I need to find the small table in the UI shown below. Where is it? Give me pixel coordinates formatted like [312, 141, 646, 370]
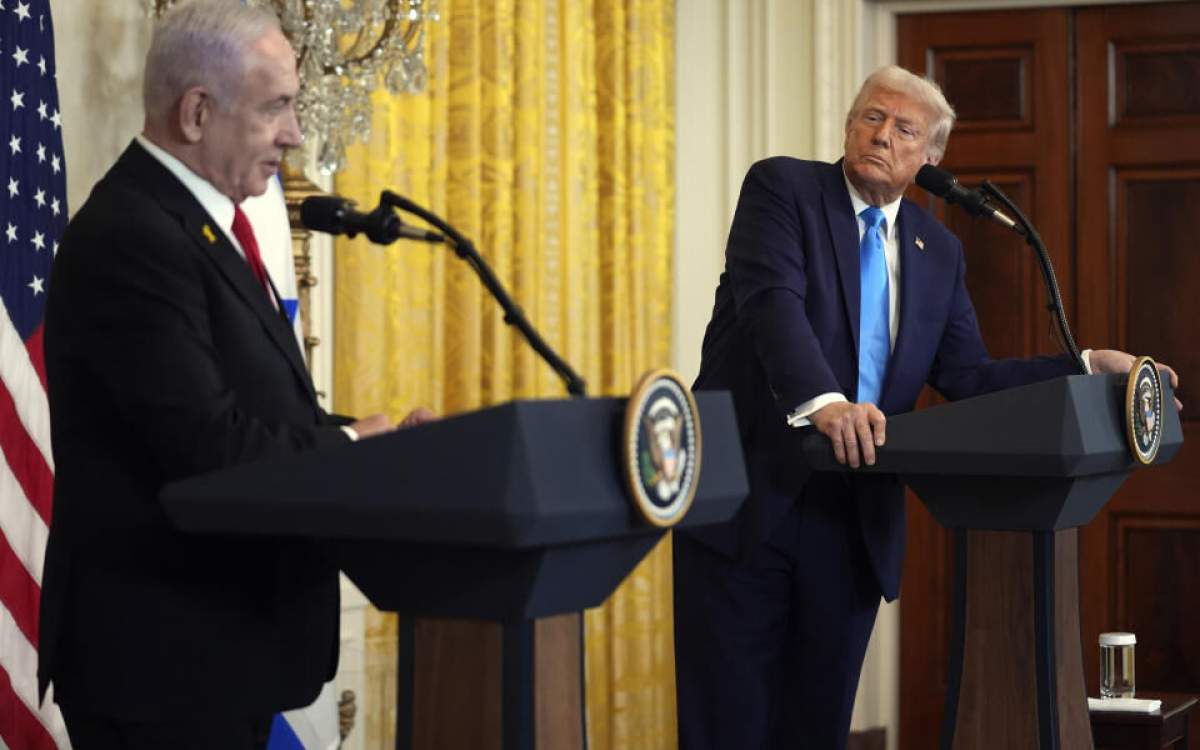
[1090, 693, 1198, 749]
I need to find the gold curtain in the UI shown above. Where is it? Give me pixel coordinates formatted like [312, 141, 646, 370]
[332, 1, 676, 747]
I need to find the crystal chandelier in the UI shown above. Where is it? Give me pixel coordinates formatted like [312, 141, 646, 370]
[148, 0, 439, 174]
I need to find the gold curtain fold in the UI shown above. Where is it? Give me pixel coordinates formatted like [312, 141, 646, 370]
[332, 1, 675, 747]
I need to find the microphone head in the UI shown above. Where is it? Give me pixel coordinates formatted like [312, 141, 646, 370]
[299, 195, 352, 234]
[915, 164, 957, 198]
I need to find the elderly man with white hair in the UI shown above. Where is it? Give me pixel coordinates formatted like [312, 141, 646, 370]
[37, 2, 415, 747]
[674, 65, 1177, 749]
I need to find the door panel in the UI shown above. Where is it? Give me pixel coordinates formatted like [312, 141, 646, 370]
[1077, 7, 1200, 743]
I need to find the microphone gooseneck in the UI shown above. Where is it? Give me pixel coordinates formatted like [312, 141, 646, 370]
[916, 165, 1085, 374]
[380, 191, 589, 398]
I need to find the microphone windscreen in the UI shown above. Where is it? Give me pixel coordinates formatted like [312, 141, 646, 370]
[299, 196, 349, 233]
[915, 165, 956, 197]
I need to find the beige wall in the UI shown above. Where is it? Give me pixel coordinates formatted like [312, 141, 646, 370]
[50, 0, 149, 214]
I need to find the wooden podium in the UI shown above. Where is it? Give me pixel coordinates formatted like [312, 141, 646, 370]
[162, 393, 749, 750]
[804, 374, 1182, 750]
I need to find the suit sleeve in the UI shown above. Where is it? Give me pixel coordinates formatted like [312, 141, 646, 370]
[726, 160, 844, 416]
[927, 242, 1080, 400]
[58, 214, 351, 484]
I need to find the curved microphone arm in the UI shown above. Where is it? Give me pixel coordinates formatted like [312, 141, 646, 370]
[978, 181, 1087, 374]
[381, 191, 589, 398]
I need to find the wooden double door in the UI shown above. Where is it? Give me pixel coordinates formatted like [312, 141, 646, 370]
[897, 3, 1200, 747]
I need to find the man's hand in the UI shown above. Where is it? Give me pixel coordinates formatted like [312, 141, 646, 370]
[349, 413, 395, 439]
[1089, 349, 1182, 411]
[810, 402, 886, 468]
[399, 407, 437, 428]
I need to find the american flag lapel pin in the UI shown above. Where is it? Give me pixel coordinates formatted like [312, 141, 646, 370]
[202, 224, 217, 244]
[915, 236, 925, 251]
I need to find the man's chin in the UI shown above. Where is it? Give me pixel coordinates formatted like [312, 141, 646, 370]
[848, 159, 889, 183]
[243, 177, 272, 200]
[846, 164, 887, 193]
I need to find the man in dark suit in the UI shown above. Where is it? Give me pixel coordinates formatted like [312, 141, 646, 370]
[673, 65, 1179, 749]
[37, 2, 411, 747]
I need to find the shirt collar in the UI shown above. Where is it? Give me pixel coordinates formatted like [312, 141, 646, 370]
[136, 133, 236, 238]
[842, 169, 901, 241]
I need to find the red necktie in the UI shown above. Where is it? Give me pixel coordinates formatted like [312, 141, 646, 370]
[231, 205, 273, 300]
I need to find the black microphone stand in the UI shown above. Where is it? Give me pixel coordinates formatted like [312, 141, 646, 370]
[380, 191, 589, 398]
[977, 181, 1087, 374]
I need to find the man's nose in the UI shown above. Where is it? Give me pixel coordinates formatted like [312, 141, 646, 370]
[278, 107, 303, 149]
[871, 119, 893, 147]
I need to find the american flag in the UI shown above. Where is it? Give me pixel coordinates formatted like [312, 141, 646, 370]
[0, 0, 70, 747]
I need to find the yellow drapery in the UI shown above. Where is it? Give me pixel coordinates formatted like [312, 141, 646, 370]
[332, 1, 676, 747]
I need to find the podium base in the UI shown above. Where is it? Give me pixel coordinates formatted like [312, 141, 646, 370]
[396, 614, 585, 750]
[943, 529, 1092, 750]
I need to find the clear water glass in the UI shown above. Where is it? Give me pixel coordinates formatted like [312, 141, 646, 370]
[1099, 632, 1136, 699]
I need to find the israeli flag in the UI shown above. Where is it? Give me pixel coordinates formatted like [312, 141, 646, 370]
[240, 176, 339, 750]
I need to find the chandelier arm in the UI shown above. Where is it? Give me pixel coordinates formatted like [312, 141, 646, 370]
[325, 12, 419, 71]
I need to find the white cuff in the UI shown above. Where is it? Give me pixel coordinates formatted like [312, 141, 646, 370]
[340, 425, 359, 442]
[1081, 349, 1093, 375]
[787, 392, 848, 427]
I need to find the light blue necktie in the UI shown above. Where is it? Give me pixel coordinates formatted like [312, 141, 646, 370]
[857, 206, 890, 405]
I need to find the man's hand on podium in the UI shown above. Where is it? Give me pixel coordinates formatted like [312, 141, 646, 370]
[346, 408, 437, 441]
[1089, 349, 1182, 412]
[349, 414, 396, 438]
[810, 401, 887, 469]
[399, 407, 438, 428]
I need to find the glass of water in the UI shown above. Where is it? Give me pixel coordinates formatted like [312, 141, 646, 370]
[1099, 632, 1136, 698]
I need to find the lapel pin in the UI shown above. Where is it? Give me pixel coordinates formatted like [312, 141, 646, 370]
[202, 224, 217, 245]
[915, 236, 925, 251]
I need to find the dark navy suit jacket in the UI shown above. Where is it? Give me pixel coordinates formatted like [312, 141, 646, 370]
[689, 157, 1077, 600]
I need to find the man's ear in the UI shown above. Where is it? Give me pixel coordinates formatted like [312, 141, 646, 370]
[926, 152, 942, 168]
[178, 87, 209, 144]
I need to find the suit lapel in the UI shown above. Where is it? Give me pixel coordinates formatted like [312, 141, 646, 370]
[182, 210, 315, 398]
[821, 162, 862, 354]
[115, 142, 316, 400]
[880, 199, 923, 410]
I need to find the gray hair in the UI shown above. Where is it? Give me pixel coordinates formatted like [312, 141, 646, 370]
[846, 65, 957, 161]
[142, 0, 281, 121]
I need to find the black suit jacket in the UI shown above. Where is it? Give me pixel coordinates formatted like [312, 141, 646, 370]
[688, 158, 1077, 599]
[38, 141, 352, 719]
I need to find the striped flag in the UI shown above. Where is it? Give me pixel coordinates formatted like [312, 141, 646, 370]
[0, 0, 71, 748]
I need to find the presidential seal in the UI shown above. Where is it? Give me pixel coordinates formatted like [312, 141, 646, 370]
[623, 369, 702, 527]
[1125, 356, 1164, 465]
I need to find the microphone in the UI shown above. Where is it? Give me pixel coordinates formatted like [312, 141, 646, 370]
[915, 165, 1023, 235]
[299, 195, 443, 244]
